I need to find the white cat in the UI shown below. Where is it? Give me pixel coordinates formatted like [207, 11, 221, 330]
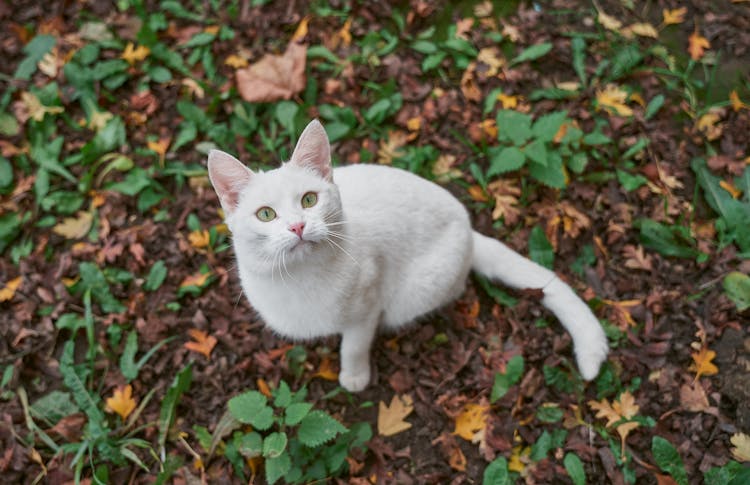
[207, 120, 608, 392]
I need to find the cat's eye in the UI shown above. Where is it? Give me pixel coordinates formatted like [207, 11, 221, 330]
[301, 191, 318, 208]
[256, 206, 276, 222]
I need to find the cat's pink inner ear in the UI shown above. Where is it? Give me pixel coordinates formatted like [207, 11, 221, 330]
[290, 120, 332, 182]
[207, 150, 252, 214]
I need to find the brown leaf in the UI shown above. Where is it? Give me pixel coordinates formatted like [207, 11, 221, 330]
[48, 413, 86, 441]
[52, 211, 93, 239]
[236, 42, 307, 103]
[460, 62, 481, 102]
[679, 381, 709, 412]
[622, 245, 653, 271]
[378, 394, 414, 436]
[184, 329, 217, 359]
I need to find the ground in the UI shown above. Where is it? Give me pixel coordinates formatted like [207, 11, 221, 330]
[0, 0, 749, 484]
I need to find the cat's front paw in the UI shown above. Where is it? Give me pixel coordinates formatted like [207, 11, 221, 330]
[339, 369, 370, 392]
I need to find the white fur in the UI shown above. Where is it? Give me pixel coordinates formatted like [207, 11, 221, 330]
[207, 120, 609, 391]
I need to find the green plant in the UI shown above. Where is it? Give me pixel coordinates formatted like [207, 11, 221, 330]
[223, 381, 371, 484]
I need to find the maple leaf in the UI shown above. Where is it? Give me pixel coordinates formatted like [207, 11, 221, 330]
[121, 42, 150, 65]
[730, 433, 750, 462]
[53, 211, 94, 240]
[184, 329, 217, 359]
[453, 402, 489, 441]
[0, 276, 22, 302]
[378, 394, 414, 436]
[188, 229, 210, 249]
[236, 41, 307, 103]
[688, 30, 710, 61]
[662, 7, 687, 25]
[596, 84, 633, 117]
[730, 90, 749, 111]
[106, 384, 137, 420]
[689, 346, 718, 380]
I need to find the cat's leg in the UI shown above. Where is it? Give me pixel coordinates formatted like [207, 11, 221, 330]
[338, 318, 378, 392]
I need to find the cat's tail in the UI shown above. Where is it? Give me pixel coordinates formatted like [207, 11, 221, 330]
[471, 231, 609, 380]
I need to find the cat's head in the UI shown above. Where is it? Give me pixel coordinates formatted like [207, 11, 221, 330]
[207, 120, 343, 272]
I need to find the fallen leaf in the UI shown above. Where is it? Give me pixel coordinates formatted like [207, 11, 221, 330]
[460, 62, 481, 102]
[53, 211, 94, 239]
[730, 433, 750, 462]
[236, 41, 307, 103]
[487, 179, 521, 225]
[622, 245, 653, 271]
[18, 91, 64, 123]
[179, 272, 211, 289]
[730, 90, 748, 111]
[719, 180, 742, 199]
[182, 78, 205, 99]
[432, 154, 461, 182]
[477, 47, 505, 76]
[291, 16, 310, 42]
[597, 10, 622, 31]
[622, 22, 658, 39]
[377, 131, 409, 165]
[688, 30, 710, 61]
[689, 346, 718, 380]
[188, 229, 210, 249]
[696, 111, 723, 141]
[497, 92, 519, 109]
[508, 445, 530, 473]
[48, 413, 86, 441]
[106, 385, 137, 420]
[121, 42, 150, 65]
[453, 402, 489, 441]
[662, 8, 687, 25]
[256, 378, 272, 397]
[0, 276, 22, 302]
[596, 84, 633, 117]
[147, 137, 171, 165]
[336, 18, 352, 48]
[184, 329, 217, 359]
[432, 432, 467, 472]
[602, 299, 641, 329]
[88, 110, 113, 132]
[38, 48, 59, 77]
[378, 394, 414, 436]
[313, 356, 339, 381]
[679, 381, 709, 412]
[224, 54, 248, 68]
[589, 391, 640, 457]
[468, 185, 488, 203]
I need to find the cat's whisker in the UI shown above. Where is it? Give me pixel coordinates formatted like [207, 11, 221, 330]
[325, 236, 360, 266]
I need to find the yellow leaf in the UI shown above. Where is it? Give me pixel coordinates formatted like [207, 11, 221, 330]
[622, 22, 658, 39]
[204, 25, 220, 35]
[121, 42, 150, 65]
[597, 10, 622, 31]
[406, 116, 421, 131]
[508, 445, 530, 473]
[720, 180, 742, 199]
[467, 185, 488, 203]
[596, 84, 633, 117]
[225, 54, 248, 68]
[291, 15, 310, 42]
[477, 47, 505, 77]
[53, 211, 93, 240]
[106, 385, 137, 420]
[88, 110, 113, 132]
[377, 131, 409, 165]
[147, 137, 171, 165]
[378, 394, 414, 436]
[0, 276, 22, 302]
[689, 346, 719, 380]
[497, 93, 518, 109]
[601, 298, 641, 328]
[696, 111, 723, 141]
[730, 433, 750, 462]
[337, 18, 353, 47]
[688, 30, 710, 61]
[453, 402, 489, 441]
[313, 356, 339, 381]
[662, 7, 687, 25]
[184, 329, 217, 359]
[180, 272, 211, 289]
[730, 90, 748, 111]
[188, 229, 211, 249]
[432, 154, 461, 183]
[20, 91, 64, 122]
[589, 391, 640, 458]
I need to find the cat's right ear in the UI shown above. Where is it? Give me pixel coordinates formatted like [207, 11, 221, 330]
[207, 150, 253, 215]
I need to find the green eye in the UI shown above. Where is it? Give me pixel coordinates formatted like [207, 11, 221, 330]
[301, 192, 318, 208]
[256, 206, 276, 222]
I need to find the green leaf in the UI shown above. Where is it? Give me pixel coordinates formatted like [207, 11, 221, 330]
[491, 355, 524, 403]
[536, 404, 563, 423]
[30, 391, 79, 425]
[237, 431, 263, 458]
[571, 37, 587, 85]
[144, 260, 168, 291]
[158, 363, 193, 460]
[496, 110, 532, 144]
[488, 146, 526, 177]
[273, 380, 293, 408]
[474, 274, 518, 307]
[582, 132, 612, 146]
[622, 138, 649, 160]
[59, 341, 103, 425]
[364, 98, 392, 124]
[182, 31, 216, 48]
[532, 111, 568, 142]
[636, 219, 700, 259]
[523, 139, 548, 166]
[564, 453, 587, 485]
[652, 436, 689, 485]
[262, 431, 288, 458]
[228, 391, 274, 430]
[723, 272, 750, 311]
[120, 331, 139, 382]
[610, 44, 643, 79]
[78, 262, 126, 314]
[297, 410, 347, 447]
[530, 430, 552, 461]
[14, 35, 56, 80]
[529, 224, 554, 268]
[265, 451, 291, 485]
[275, 101, 299, 134]
[422, 52, 446, 71]
[529, 154, 566, 188]
[544, 365, 574, 393]
[284, 402, 313, 426]
[0, 113, 19, 137]
[411, 40, 438, 54]
[510, 42, 552, 66]
[55, 313, 86, 333]
[483, 456, 512, 485]
[616, 169, 648, 192]
[645, 94, 665, 120]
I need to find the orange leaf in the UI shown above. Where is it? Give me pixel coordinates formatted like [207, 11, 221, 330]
[291, 15, 310, 42]
[689, 346, 718, 380]
[188, 229, 211, 249]
[468, 185, 488, 203]
[179, 272, 211, 289]
[688, 30, 710, 61]
[224, 54, 248, 68]
[147, 137, 171, 165]
[313, 356, 339, 381]
[184, 329, 217, 358]
[453, 402, 489, 441]
[0, 276, 22, 302]
[106, 385, 137, 420]
[256, 378, 272, 397]
[719, 180, 742, 199]
[730, 90, 749, 111]
[378, 394, 414, 436]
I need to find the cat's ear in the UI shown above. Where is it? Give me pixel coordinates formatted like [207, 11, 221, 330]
[289, 119, 332, 182]
[207, 150, 253, 215]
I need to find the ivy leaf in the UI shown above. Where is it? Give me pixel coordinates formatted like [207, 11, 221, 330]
[297, 410, 347, 447]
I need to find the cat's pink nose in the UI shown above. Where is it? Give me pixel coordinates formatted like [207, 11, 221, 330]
[288, 222, 305, 238]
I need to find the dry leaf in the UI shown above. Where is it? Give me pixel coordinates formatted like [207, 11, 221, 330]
[378, 394, 414, 436]
[596, 84, 633, 117]
[188, 229, 210, 249]
[720, 180, 742, 199]
[88, 110, 113, 132]
[406, 116, 421, 131]
[622, 245, 653, 271]
[602, 299, 641, 329]
[487, 179, 521, 225]
[236, 41, 307, 103]
[106, 385, 137, 420]
[460, 62, 482, 102]
[729, 90, 748, 111]
[468, 185, 488, 203]
[224, 54, 248, 68]
[121, 42, 150, 65]
[313, 356, 339, 381]
[589, 391, 640, 457]
[696, 111, 723, 141]
[597, 10, 622, 31]
[689, 346, 718, 380]
[377, 131, 409, 165]
[0, 276, 22, 302]
[453, 402, 489, 441]
[53, 211, 93, 239]
[497, 92, 519, 109]
[256, 378, 272, 397]
[477, 47, 504, 77]
[508, 445, 530, 473]
[662, 8, 687, 25]
[19, 91, 64, 122]
[184, 329, 217, 359]
[291, 16, 310, 42]
[688, 30, 710, 61]
[679, 381, 709, 412]
[180, 272, 211, 289]
[622, 22, 658, 39]
[730, 433, 750, 462]
[147, 137, 171, 165]
[432, 154, 461, 183]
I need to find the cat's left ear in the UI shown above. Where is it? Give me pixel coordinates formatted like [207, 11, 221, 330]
[207, 150, 253, 215]
[289, 120, 332, 182]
